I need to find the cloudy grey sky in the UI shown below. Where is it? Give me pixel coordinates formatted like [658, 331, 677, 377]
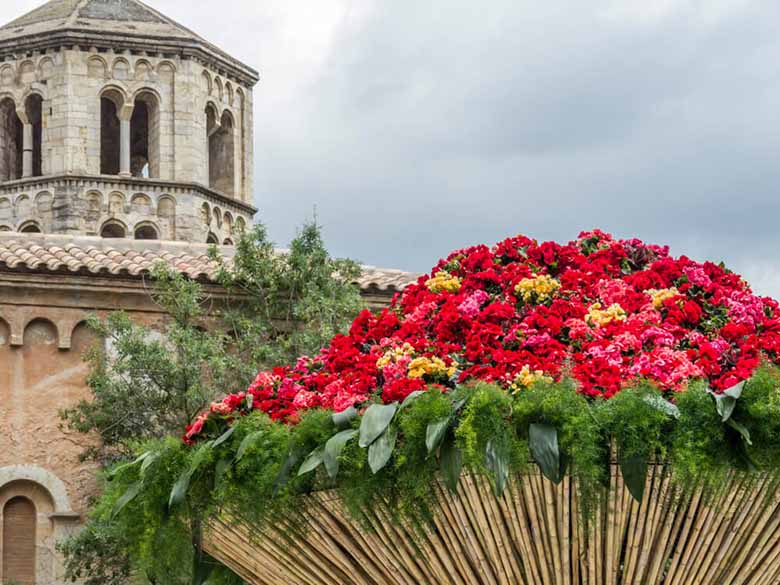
[4, 0, 780, 295]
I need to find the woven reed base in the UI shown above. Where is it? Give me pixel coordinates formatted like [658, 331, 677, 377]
[205, 464, 780, 584]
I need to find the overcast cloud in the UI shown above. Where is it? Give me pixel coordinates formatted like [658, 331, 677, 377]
[4, 0, 780, 295]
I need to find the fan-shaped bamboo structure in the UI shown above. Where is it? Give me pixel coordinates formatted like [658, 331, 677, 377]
[205, 464, 780, 585]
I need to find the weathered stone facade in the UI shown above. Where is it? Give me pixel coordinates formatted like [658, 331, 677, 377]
[0, 2, 413, 583]
[0, 0, 257, 244]
[0, 1, 265, 582]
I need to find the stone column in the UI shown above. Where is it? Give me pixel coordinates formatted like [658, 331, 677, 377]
[22, 123, 33, 178]
[118, 104, 135, 177]
[16, 108, 33, 178]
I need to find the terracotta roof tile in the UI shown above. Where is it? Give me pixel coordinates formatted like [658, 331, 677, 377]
[0, 233, 419, 293]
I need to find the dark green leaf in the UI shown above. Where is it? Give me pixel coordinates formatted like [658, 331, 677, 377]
[359, 403, 398, 448]
[440, 434, 463, 493]
[529, 423, 561, 484]
[485, 439, 510, 496]
[643, 394, 680, 419]
[324, 429, 358, 478]
[139, 451, 159, 478]
[109, 451, 151, 479]
[111, 480, 143, 519]
[709, 381, 745, 422]
[453, 398, 468, 413]
[727, 418, 753, 446]
[332, 406, 358, 429]
[368, 427, 398, 474]
[213, 426, 236, 448]
[426, 417, 451, 454]
[273, 448, 302, 495]
[399, 390, 425, 410]
[168, 470, 193, 509]
[235, 431, 263, 462]
[297, 446, 325, 476]
[621, 454, 647, 503]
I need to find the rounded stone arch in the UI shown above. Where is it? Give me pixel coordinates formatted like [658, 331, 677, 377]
[157, 60, 177, 75]
[18, 60, 36, 85]
[21, 92, 42, 178]
[201, 70, 212, 95]
[108, 191, 125, 214]
[220, 107, 236, 129]
[206, 232, 219, 244]
[131, 88, 162, 178]
[0, 197, 11, 222]
[99, 84, 129, 107]
[86, 189, 103, 213]
[23, 317, 58, 347]
[18, 220, 42, 233]
[157, 194, 176, 218]
[0, 96, 22, 181]
[100, 86, 129, 175]
[225, 81, 234, 106]
[223, 211, 234, 235]
[133, 59, 153, 81]
[111, 57, 131, 81]
[14, 194, 31, 217]
[0, 64, 15, 86]
[205, 100, 220, 124]
[0, 465, 71, 514]
[100, 219, 127, 239]
[235, 216, 247, 234]
[130, 192, 152, 214]
[70, 320, 101, 354]
[38, 56, 55, 80]
[34, 191, 53, 224]
[214, 77, 224, 102]
[223, 238, 234, 246]
[213, 206, 223, 228]
[87, 55, 108, 79]
[0, 469, 70, 585]
[134, 221, 160, 241]
[0, 225, 11, 232]
[199, 201, 211, 224]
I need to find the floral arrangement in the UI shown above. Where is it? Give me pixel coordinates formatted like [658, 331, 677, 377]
[185, 230, 780, 445]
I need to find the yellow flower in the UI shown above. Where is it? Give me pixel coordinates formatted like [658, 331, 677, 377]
[586, 302, 627, 327]
[510, 365, 553, 393]
[376, 342, 415, 369]
[645, 287, 679, 309]
[426, 271, 462, 293]
[514, 274, 560, 303]
[408, 356, 455, 379]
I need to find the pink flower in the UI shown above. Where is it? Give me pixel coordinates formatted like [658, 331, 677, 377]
[458, 290, 489, 318]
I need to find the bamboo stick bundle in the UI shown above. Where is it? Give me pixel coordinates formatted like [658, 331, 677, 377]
[205, 465, 780, 585]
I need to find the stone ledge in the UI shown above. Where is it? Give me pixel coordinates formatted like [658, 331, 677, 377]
[0, 173, 258, 215]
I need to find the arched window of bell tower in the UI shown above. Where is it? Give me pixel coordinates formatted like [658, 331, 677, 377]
[0, 98, 22, 182]
[24, 94, 43, 177]
[206, 106, 235, 198]
[100, 90, 123, 175]
[131, 91, 160, 179]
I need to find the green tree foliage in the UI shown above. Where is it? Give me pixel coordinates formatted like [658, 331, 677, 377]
[58, 221, 363, 584]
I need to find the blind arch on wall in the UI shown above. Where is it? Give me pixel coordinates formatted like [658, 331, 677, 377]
[3, 495, 36, 584]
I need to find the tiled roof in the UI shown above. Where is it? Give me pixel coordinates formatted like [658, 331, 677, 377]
[0, 233, 419, 293]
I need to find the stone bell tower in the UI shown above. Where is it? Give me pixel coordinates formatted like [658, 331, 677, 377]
[0, 0, 258, 244]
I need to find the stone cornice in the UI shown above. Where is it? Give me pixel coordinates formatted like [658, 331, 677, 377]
[0, 173, 258, 215]
[0, 30, 259, 87]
